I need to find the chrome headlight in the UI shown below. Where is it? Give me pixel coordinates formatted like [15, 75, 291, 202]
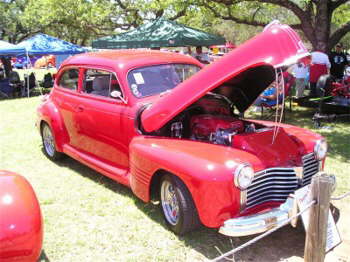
[314, 140, 327, 160]
[234, 164, 254, 190]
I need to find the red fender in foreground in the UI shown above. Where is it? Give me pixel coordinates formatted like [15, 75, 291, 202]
[0, 170, 43, 262]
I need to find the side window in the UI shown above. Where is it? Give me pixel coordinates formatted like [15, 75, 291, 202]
[83, 69, 121, 98]
[58, 69, 79, 90]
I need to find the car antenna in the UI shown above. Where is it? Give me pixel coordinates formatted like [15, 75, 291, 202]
[272, 68, 285, 144]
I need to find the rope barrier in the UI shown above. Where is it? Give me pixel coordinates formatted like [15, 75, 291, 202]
[211, 189, 350, 261]
[211, 200, 316, 262]
[331, 191, 350, 201]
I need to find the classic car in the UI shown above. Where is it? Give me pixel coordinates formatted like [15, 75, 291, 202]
[36, 23, 328, 236]
[0, 170, 43, 261]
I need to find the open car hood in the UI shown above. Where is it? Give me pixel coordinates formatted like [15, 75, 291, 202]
[141, 23, 309, 133]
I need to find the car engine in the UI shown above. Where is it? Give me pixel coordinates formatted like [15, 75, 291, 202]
[162, 93, 266, 146]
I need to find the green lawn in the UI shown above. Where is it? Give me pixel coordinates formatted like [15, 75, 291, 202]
[13, 68, 57, 82]
[0, 97, 349, 262]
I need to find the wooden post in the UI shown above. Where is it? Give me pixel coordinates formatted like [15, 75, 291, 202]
[304, 172, 334, 262]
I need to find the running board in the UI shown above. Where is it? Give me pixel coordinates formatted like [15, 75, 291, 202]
[63, 144, 130, 187]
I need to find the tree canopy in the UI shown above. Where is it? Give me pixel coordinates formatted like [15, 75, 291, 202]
[200, 0, 350, 51]
[0, 0, 349, 51]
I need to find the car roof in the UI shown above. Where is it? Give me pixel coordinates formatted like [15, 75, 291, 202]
[62, 50, 201, 71]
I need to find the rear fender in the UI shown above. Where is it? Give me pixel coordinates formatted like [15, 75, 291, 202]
[37, 101, 69, 152]
[129, 136, 261, 227]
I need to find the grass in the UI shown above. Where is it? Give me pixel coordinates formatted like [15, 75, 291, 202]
[13, 68, 57, 82]
[0, 97, 349, 262]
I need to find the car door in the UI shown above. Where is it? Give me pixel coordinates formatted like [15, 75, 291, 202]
[53, 67, 81, 148]
[72, 68, 130, 170]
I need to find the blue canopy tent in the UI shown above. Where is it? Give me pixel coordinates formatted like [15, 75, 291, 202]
[0, 41, 27, 98]
[17, 33, 86, 55]
[16, 34, 86, 97]
[0, 40, 26, 56]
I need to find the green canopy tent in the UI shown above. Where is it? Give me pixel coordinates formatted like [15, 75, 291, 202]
[92, 18, 225, 49]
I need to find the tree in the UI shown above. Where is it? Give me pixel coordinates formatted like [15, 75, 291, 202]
[108, 0, 193, 30]
[20, 0, 194, 45]
[0, 0, 35, 43]
[21, 0, 114, 45]
[200, 0, 350, 52]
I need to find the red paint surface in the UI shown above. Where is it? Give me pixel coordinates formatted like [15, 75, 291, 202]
[36, 24, 325, 229]
[141, 23, 309, 132]
[0, 171, 43, 262]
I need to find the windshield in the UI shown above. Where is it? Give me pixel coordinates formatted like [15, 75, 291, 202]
[127, 63, 201, 98]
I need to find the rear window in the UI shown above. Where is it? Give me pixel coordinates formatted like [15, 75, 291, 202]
[127, 64, 200, 98]
[58, 68, 79, 90]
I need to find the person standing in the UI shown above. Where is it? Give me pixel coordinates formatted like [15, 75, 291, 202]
[193, 46, 210, 64]
[292, 61, 309, 98]
[309, 49, 331, 97]
[329, 43, 349, 79]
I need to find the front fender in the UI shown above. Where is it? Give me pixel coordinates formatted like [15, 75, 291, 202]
[0, 170, 43, 262]
[129, 136, 262, 228]
[252, 120, 324, 155]
[37, 100, 69, 152]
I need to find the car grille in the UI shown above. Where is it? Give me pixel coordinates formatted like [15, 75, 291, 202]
[245, 154, 319, 210]
[302, 153, 319, 186]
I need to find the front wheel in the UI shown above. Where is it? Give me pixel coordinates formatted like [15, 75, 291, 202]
[41, 123, 63, 161]
[160, 174, 200, 235]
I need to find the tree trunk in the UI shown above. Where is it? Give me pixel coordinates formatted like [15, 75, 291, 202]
[312, 0, 332, 52]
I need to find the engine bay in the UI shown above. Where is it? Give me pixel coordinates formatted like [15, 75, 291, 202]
[158, 93, 270, 146]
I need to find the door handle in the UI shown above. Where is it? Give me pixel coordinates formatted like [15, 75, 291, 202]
[76, 105, 84, 112]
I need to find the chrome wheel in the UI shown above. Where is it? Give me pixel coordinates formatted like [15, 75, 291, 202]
[161, 180, 179, 225]
[42, 124, 55, 157]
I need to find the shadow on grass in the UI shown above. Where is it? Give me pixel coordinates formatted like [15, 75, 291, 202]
[133, 196, 307, 261]
[41, 148, 133, 199]
[37, 106, 349, 261]
[38, 250, 50, 262]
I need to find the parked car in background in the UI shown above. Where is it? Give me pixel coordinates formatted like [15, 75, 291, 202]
[0, 170, 43, 261]
[34, 55, 56, 68]
[12, 56, 41, 69]
[37, 23, 328, 236]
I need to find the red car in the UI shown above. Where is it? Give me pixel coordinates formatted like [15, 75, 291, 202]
[0, 171, 43, 261]
[36, 23, 328, 236]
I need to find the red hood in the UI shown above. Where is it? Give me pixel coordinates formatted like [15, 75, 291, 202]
[141, 23, 309, 133]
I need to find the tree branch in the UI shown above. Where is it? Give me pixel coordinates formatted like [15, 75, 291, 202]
[203, 0, 302, 29]
[202, 1, 266, 26]
[169, 9, 187, 20]
[329, 21, 350, 48]
[330, 0, 349, 12]
[210, 0, 307, 19]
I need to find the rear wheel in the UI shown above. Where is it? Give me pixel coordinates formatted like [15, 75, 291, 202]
[41, 123, 63, 161]
[160, 174, 200, 235]
[316, 74, 333, 96]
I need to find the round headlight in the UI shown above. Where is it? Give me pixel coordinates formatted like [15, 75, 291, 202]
[314, 140, 327, 160]
[234, 164, 254, 190]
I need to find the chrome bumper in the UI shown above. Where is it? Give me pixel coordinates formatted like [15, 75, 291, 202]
[219, 197, 295, 237]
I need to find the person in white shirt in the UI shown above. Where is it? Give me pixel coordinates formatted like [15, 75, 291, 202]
[193, 46, 210, 64]
[310, 50, 331, 96]
[292, 62, 309, 98]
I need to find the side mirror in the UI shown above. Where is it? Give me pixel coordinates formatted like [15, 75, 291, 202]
[110, 90, 127, 104]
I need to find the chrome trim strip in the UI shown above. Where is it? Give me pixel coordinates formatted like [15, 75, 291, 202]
[242, 153, 320, 212]
[240, 190, 247, 212]
[219, 197, 294, 237]
[248, 184, 298, 195]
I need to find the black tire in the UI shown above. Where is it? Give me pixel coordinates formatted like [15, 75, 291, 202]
[316, 74, 333, 96]
[41, 123, 63, 161]
[159, 174, 200, 235]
